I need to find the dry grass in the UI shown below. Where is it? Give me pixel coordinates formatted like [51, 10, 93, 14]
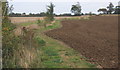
[9, 16, 90, 23]
[9, 17, 44, 23]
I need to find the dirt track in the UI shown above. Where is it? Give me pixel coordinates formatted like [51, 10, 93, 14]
[45, 16, 118, 68]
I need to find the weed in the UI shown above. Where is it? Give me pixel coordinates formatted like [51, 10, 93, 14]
[35, 36, 46, 46]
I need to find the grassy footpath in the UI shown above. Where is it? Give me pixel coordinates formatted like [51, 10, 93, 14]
[20, 19, 98, 68]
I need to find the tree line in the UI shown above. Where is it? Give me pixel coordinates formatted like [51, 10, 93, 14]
[98, 2, 120, 14]
[9, 1, 120, 17]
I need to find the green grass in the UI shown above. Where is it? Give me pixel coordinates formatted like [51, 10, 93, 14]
[45, 20, 62, 30]
[34, 36, 46, 46]
[35, 34, 97, 68]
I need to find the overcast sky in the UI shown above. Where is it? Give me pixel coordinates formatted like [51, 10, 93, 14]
[8, 0, 120, 15]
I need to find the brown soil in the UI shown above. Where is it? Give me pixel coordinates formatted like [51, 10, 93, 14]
[45, 16, 118, 68]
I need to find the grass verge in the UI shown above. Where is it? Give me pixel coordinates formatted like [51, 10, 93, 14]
[29, 19, 98, 68]
[13, 17, 98, 68]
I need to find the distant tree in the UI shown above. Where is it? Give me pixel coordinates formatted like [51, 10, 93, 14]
[22, 13, 26, 15]
[113, 1, 120, 14]
[28, 13, 35, 17]
[84, 12, 96, 15]
[21, 13, 26, 17]
[81, 13, 84, 15]
[29, 13, 32, 15]
[15, 13, 21, 16]
[40, 12, 46, 16]
[107, 2, 114, 14]
[61, 13, 71, 16]
[89, 12, 92, 16]
[45, 2, 55, 21]
[114, 6, 120, 14]
[98, 8, 107, 14]
[9, 12, 15, 16]
[71, 2, 82, 16]
[88, 12, 96, 16]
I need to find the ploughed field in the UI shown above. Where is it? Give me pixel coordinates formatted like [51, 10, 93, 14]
[45, 16, 118, 68]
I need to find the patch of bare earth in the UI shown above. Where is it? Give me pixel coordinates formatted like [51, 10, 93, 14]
[45, 16, 118, 68]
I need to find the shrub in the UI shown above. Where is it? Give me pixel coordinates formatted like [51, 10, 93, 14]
[2, 2, 20, 68]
